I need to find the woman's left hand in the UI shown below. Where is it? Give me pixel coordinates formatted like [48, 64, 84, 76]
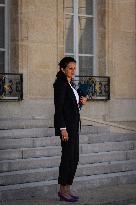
[80, 96, 87, 105]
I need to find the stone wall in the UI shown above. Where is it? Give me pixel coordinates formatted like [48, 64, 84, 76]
[0, 0, 59, 126]
[0, 0, 136, 124]
[96, 0, 106, 76]
[19, 0, 59, 99]
[80, 0, 136, 121]
[105, 0, 136, 121]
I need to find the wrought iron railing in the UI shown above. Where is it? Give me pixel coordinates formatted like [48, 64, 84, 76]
[0, 73, 23, 101]
[72, 76, 110, 101]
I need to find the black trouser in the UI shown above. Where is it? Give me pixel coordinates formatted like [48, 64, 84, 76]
[58, 133, 79, 185]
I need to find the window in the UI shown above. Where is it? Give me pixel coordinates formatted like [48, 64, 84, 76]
[64, 0, 95, 75]
[0, 0, 10, 73]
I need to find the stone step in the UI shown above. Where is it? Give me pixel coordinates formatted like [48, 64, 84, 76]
[0, 170, 136, 201]
[81, 125, 110, 134]
[81, 140, 136, 154]
[0, 146, 62, 161]
[0, 135, 136, 155]
[0, 150, 135, 173]
[88, 133, 136, 143]
[0, 126, 110, 138]
[0, 135, 89, 150]
[0, 119, 51, 130]
[0, 131, 136, 150]
[0, 140, 136, 161]
[0, 127, 135, 144]
[0, 160, 136, 186]
[0, 136, 60, 150]
[0, 128, 55, 138]
[0, 119, 110, 133]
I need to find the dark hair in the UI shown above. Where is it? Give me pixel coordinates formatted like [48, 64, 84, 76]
[58, 57, 76, 69]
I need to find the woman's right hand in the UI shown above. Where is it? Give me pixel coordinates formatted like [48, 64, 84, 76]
[80, 96, 87, 105]
[61, 129, 69, 141]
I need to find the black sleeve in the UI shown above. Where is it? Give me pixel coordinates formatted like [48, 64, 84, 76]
[54, 81, 67, 129]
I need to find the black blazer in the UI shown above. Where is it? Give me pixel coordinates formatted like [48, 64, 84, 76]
[53, 71, 80, 137]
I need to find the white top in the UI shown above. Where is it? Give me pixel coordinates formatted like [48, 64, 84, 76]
[69, 82, 79, 104]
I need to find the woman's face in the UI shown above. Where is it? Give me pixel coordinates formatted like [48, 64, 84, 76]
[62, 62, 76, 80]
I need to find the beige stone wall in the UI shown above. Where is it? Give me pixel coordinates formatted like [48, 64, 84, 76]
[0, 0, 136, 123]
[96, 0, 106, 76]
[0, 0, 60, 125]
[57, 0, 65, 62]
[19, 0, 59, 99]
[106, 0, 136, 98]
[81, 0, 136, 121]
[105, 0, 136, 121]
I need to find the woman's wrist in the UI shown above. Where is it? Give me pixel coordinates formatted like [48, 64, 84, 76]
[60, 128, 66, 131]
[61, 129, 67, 133]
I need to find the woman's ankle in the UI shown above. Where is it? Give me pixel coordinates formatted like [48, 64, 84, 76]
[66, 185, 71, 193]
[59, 185, 67, 194]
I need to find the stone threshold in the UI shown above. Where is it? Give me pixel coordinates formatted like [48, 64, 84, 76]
[82, 117, 136, 132]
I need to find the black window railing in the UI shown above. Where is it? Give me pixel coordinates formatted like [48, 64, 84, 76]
[72, 76, 110, 101]
[0, 74, 110, 101]
[0, 73, 23, 101]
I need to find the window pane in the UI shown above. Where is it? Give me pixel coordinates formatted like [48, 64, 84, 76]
[64, 0, 73, 13]
[65, 15, 74, 53]
[0, 0, 5, 4]
[0, 51, 4, 72]
[0, 6, 5, 48]
[79, 17, 93, 54]
[79, 56, 93, 75]
[65, 54, 74, 59]
[79, 0, 93, 15]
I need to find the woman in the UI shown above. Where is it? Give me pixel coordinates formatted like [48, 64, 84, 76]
[53, 57, 87, 202]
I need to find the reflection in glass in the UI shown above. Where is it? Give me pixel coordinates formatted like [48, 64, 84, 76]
[65, 15, 74, 53]
[79, 0, 93, 15]
[0, 7, 5, 48]
[0, 51, 4, 72]
[64, 0, 73, 13]
[79, 17, 93, 54]
[79, 56, 93, 75]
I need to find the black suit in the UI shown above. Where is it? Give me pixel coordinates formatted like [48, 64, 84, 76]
[53, 71, 80, 185]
